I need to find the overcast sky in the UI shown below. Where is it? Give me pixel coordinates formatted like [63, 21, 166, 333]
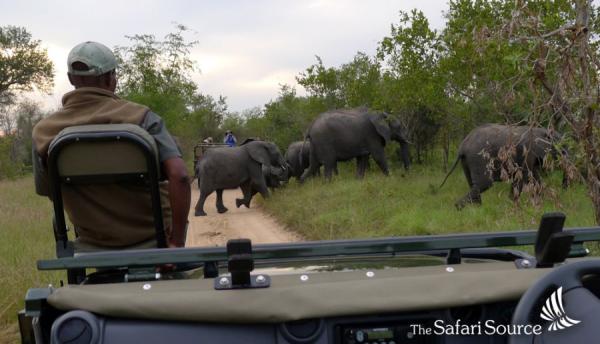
[1, 0, 449, 112]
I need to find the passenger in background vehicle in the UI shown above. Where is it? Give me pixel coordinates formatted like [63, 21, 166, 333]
[32, 41, 190, 251]
[224, 130, 237, 147]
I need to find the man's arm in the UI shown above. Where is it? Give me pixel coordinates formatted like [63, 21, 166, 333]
[162, 157, 190, 248]
[140, 111, 190, 247]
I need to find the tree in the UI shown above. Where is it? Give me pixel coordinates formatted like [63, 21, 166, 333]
[377, 10, 446, 164]
[500, 0, 600, 221]
[114, 25, 231, 153]
[296, 53, 383, 110]
[114, 24, 199, 129]
[0, 99, 45, 178]
[296, 56, 343, 109]
[0, 26, 54, 107]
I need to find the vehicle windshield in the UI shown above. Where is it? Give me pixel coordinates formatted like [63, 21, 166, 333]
[3, 1, 600, 340]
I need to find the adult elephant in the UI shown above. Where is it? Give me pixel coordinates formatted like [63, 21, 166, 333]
[285, 141, 313, 180]
[194, 140, 287, 216]
[439, 124, 565, 209]
[300, 108, 410, 181]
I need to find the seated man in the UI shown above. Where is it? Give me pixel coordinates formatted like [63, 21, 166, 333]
[32, 41, 190, 251]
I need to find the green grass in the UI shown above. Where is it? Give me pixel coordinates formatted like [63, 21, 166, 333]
[0, 177, 64, 342]
[263, 162, 597, 242]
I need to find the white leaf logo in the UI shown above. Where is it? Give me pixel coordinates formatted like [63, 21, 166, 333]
[540, 287, 581, 332]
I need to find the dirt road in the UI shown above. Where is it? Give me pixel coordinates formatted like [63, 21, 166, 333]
[186, 186, 301, 247]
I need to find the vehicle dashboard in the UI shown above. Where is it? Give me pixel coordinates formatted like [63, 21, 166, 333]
[51, 301, 518, 343]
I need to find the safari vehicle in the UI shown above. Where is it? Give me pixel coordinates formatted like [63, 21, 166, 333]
[17, 126, 600, 344]
[193, 142, 228, 166]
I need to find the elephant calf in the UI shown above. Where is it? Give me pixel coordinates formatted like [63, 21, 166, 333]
[194, 140, 287, 216]
[285, 141, 313, 180]
[440, 124, 564, 209]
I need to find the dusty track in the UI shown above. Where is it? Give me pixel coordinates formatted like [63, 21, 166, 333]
[186, 185, 301, 247]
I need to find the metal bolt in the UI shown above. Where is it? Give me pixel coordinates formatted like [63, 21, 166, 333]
[66, 177, 71, 182]
[142, 283, 152, 290]
[255, 275, 266, 284]
[366, 271, 375, 278]
[140, 174, 144, 178]
[219, 277, 230, 286]
[521, 259, 531, 268]
[446, 267, 455, 273]
[300, 274, 309, 282]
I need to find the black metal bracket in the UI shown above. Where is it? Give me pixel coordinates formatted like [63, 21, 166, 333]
[203, 261, 219, 278]
[535, 212, 573, 268]
[214, 239, 271, 290]
[446, 248, 462, 265]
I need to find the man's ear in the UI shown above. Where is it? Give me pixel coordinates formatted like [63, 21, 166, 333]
[67, 73, 76, 86]
[107, 71, 117, 92]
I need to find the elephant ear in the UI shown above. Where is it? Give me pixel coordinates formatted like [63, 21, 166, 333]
[247, 142, 271, 166]
[369, 114, 391, 144]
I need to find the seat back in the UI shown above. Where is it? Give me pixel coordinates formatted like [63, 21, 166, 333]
[47, 124, 166, 258]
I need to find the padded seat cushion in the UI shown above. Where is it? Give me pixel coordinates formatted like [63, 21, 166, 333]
[49, 124, 159, 177]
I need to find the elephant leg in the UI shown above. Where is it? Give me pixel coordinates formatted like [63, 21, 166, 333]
[461, 159, 474, 188]
[216, 189, 228, 214]
[194, 189, 212, 216]
[356, 155, 368, 179]
[370, 147, 389, 176]
[456, 181, 493, 210]
[323, 160, 338, 181]
[455, 160, 493, 210]
[236, 182, 253, 208]
[250, 165, 270, 199]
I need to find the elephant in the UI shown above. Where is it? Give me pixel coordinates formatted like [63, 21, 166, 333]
[285, 141, 316, 180]
[299, 108, 410, 181]
[439, 124, 565, 209]
[194, 140, 287, 216]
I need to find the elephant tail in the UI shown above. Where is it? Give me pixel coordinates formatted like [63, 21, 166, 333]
[439, 154, 461, 190]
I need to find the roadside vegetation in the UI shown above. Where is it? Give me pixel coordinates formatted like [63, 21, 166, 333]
[0, 177, 64, 341]
[264, 163, 596, 241]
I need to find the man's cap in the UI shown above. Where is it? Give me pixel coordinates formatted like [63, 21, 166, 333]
[67, 41, 117, 76]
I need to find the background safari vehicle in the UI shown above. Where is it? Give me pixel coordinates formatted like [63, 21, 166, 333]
[193, 143, 228, 169]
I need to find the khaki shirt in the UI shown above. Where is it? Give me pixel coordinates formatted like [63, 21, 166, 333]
[33, 87, 181, 248]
